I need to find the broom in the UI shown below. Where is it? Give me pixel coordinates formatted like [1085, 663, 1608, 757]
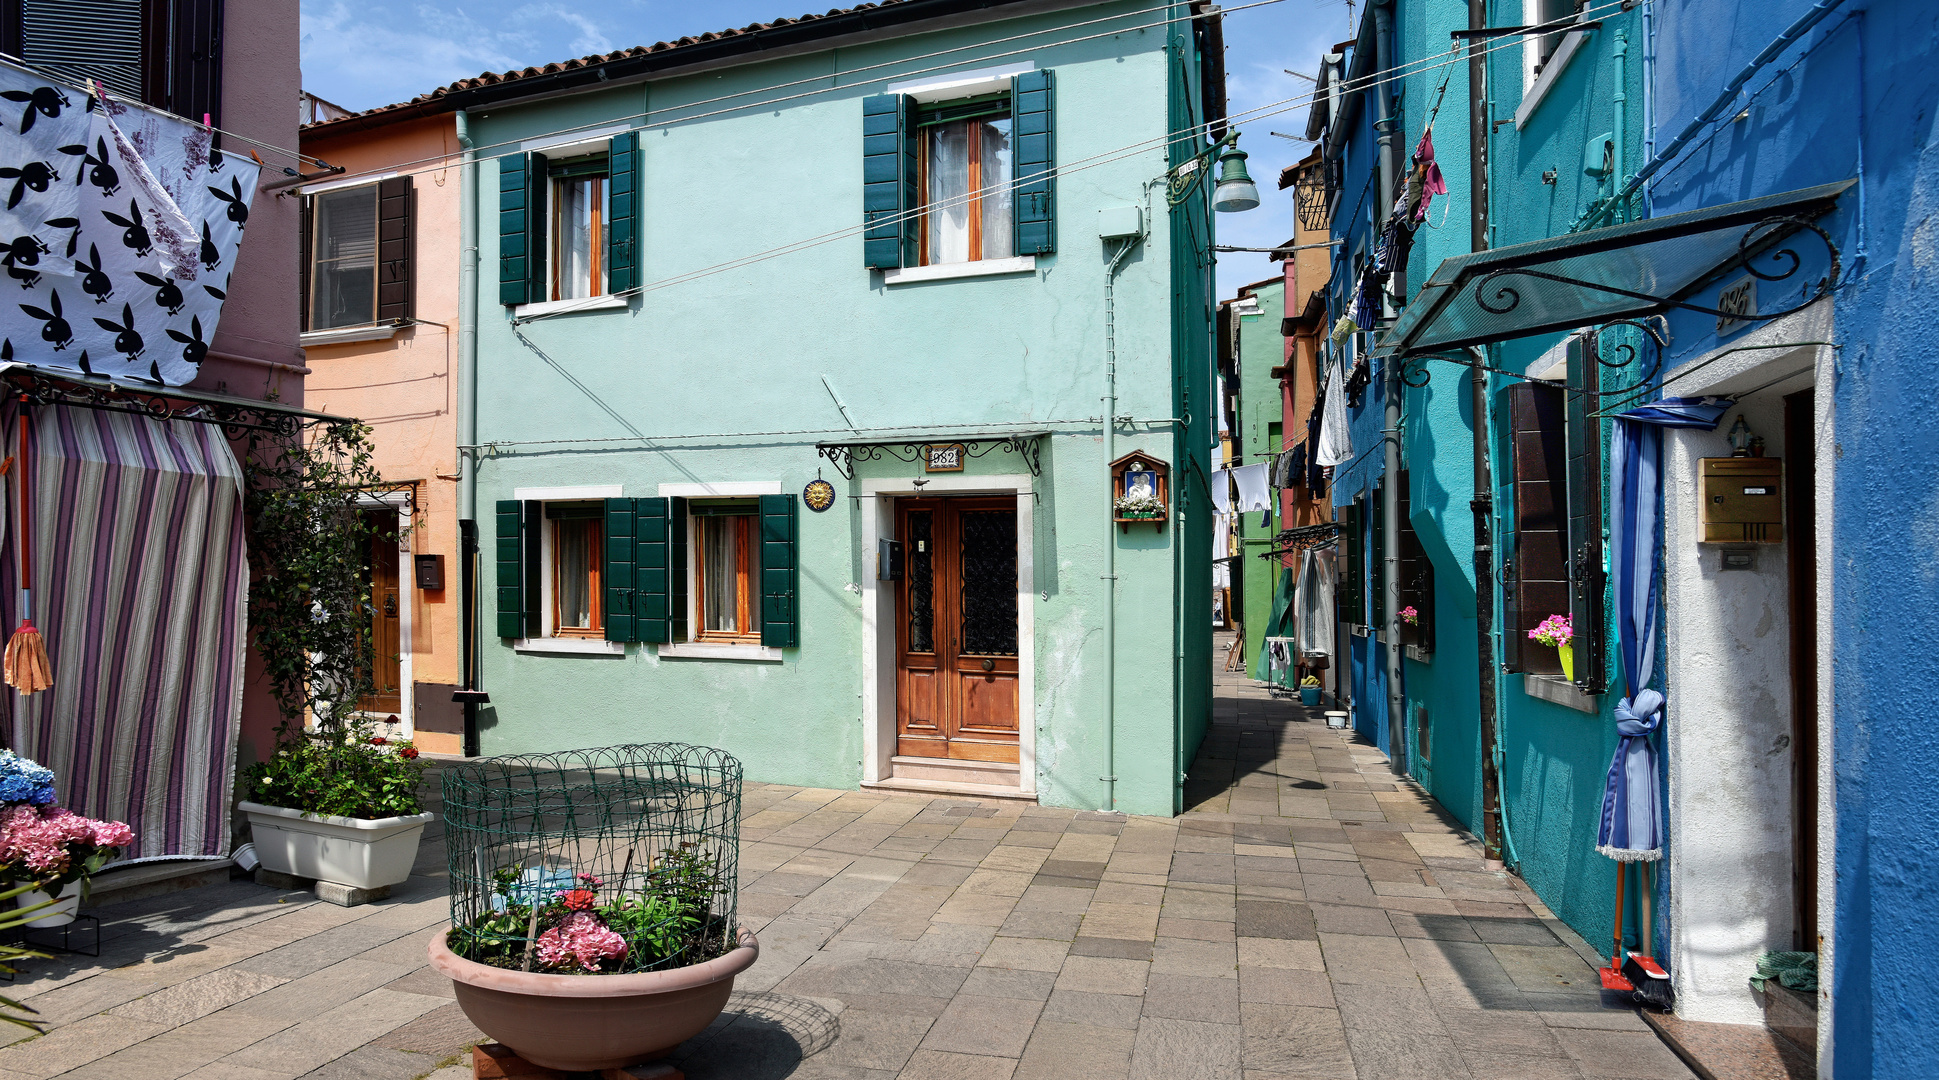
[4, 407, 49, 695]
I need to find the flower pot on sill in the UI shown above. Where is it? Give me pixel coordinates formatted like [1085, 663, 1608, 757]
[16, 880, 80, 927]
[428, 926, 760, 1072]
[1557, 644, 1575, 683]
[238, 801, 435, 890]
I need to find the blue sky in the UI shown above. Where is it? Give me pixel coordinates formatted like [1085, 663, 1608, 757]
[299, 0, 1349, 299]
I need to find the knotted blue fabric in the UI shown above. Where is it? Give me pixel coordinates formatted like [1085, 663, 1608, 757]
[1598, 688, 1664, 861]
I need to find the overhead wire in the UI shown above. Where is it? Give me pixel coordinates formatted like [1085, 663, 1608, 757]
[512, 0, 1639, 322]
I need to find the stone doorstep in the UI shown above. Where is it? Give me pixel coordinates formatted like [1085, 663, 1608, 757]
[472, 1043, 684, 1080]
[1640, 1008, 1814, 1080]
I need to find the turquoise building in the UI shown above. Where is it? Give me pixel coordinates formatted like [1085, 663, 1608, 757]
[1218, 276, 1289, 677]
[437, 1, 1232, 816]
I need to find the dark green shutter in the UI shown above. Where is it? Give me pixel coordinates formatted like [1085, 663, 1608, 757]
[604, 498, 637, 642]
[606, 132, 639, 293]
[498, 154, 531, 305]
[1565, 337, 1605, 691]
[862, 94, 910, 269]
[1370, 484, 1386, 633]
[526, 153, 548, 303]
[1013, 69, 1055, 255]
[636, 497, 671, 644]
[495, 499, 526, 638]
[760, 493, 799, 648]
[667, 498, 689, 644]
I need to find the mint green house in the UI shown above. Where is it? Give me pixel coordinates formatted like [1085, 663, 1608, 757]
[1220, 277, 1287, 679]
[437, 1, 1232, 815]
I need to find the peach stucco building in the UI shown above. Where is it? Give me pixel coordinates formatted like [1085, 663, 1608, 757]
[297, 111, 467, 754]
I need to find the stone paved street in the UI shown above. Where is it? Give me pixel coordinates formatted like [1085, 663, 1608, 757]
[0, 653, 1694, 1080]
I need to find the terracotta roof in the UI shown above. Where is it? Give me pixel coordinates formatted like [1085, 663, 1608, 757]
[302, 0, 1030, 137]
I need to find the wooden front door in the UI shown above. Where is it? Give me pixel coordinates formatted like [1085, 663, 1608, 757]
[359, 511, 403, 715]
[896, 497, 1020, 763]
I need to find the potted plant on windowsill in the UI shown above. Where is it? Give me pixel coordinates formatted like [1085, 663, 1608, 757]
[1529, 613, 1575, 682]
[238, 725, 432, 890]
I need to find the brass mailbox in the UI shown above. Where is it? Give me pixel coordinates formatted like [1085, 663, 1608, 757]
[1700, 458, 1783, 543]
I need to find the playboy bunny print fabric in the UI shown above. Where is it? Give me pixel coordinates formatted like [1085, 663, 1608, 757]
[0, 62, 259, 385]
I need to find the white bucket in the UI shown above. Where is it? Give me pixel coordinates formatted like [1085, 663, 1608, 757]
[1324, 711, 1349, 730]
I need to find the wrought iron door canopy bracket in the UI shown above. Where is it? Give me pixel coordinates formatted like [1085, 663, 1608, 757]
[816, 433, 1048, 480]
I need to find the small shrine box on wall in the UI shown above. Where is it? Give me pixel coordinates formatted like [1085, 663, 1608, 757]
[1111, 451, 1169, 531]
[1700, 457, 1783, 543]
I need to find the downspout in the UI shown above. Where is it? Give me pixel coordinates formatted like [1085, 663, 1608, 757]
[1373, 0, 1406, 774]
[1611, 30, 1628, 222]
[1467, 0, 1504, 862]
[455, 108, 482, 755]
[1640, 0, 1655, 219]
[1102, 233, 1139, 811]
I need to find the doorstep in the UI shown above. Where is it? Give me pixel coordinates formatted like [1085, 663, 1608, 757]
[1640, 1006, 1814, 1080]
[86, 858, 235, 910]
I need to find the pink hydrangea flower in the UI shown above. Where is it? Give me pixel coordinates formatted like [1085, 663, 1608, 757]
[0, 804, 135, 877]
[535, 912, 628, 972]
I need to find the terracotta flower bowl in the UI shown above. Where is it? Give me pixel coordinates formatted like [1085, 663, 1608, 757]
[428, 926, 760, 1072]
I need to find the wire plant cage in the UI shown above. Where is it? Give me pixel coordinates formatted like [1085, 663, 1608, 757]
[442, 743, 742, 975]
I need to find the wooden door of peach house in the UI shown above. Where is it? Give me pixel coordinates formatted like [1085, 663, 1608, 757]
[359, 510, 403, 715]
[895, 497, 1020, 763]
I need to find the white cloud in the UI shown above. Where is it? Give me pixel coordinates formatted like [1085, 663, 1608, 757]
[300, 2, 531, 110]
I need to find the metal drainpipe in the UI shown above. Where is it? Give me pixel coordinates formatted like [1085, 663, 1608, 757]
[1373, 0, 1406, 775]
[1612, 30, 1628, 219]
[1467, 0, 1504, 862]
[1640, 1, 1655, 219]
[1102, 234, 1138, 811]
[455, 109, 481, 755]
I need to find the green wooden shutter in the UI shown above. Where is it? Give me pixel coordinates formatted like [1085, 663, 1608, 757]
[760, 493, 799, 648]
[1013, 69, 1055, 256]
[499, 154, 531, 305]
[606, 132, 639, 293]
[526, 153, 548, 303]
[635, 497, 671, 643]
[668, 498, 689, 644]
[495, 499, 526, 638]
[1565, 337, 1605, 691]
[1370, 483, 1386, 633]
[604, 498, 637, 643]
[862, 94, 909, 269]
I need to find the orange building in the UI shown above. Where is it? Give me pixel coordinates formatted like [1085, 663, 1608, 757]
[298, 105, 467, 753]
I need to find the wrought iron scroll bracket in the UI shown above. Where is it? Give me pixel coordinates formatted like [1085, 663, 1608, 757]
[4, 370, 313, 439]
[816, 435, 1047, 481]
[1470, 215, 1840, 324]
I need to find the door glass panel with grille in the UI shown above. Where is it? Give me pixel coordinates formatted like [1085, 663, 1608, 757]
[896, 497, 1019, 764]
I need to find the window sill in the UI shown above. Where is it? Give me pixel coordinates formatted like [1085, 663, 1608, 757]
[1515, 28, 1590, 130]
[301, 324, 400, 347]
[1404, 645, 1431, 663]
[513, 295, 629, 320]
[513, 638, 626, 656]
[657, 642, 784, 662]
[882, 256, 1036, 286]
[1523, 673, 1600, 713]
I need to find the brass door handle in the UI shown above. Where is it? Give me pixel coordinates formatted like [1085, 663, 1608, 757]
[981, 658, 995, 672]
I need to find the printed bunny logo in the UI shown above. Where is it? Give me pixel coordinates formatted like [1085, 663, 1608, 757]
[93, 302, 144, 360]
[208, 176, 248, 228]
[198, 221, 220, 272]
[20, 289, 73, 350]
[101, 199, 153, 257]
[75, 244, 112, 303]
[45, 216, 80, 259]
[0, 86, 68, 133]
[167, 315, 208, 366]
[82, 137, 120, 196]
[2, 234, 48, 288]
[135, 271, 184, 315]
[0, 160, 59, 210]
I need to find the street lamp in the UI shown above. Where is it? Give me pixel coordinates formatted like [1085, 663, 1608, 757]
[1166, 130, 1260, 213]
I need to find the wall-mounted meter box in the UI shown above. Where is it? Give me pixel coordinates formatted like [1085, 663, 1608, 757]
[1700, 458, 1783, 543]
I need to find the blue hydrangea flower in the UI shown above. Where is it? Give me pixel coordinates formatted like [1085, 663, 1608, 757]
[0, 750, 56, 806]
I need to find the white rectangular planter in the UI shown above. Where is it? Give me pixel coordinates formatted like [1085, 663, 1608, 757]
[239, 801, 436, 890]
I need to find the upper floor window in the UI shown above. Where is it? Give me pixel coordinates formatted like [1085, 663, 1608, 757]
[548, 154, 608, 301]
[1, 0, 223, 128]
[301, 177, 414, 333]
[919, 96, 1013, 266]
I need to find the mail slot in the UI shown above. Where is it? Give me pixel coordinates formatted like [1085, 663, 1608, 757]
[1700, 457, 1782, 544]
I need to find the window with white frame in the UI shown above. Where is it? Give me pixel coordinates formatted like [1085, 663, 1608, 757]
[547, 153, 609, 301]
[308, 184, 377, 329]
[545, 501, 604, 638]
[1524, 0, 1583, 92]
[691, 501, 762, 643]
[918, 95, 1014, 265]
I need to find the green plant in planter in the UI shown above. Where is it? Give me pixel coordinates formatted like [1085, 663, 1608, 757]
[243, 726, 427, 819]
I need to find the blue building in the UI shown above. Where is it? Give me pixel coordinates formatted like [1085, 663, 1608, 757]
[1296, 0, 1935, 1072]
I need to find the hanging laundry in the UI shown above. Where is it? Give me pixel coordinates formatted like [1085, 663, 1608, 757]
[1232, 462, 1272, 513]
[1353, 270, 1380, 330]
[1210, 468, 1231, 516]
[90, 96, 199, 281]
[1286, 442, 1308, 491]
[0, 79, 83, 279]
[1316, 358, 1353, 467]
[1330, 314, 1357, 345]
[1412, 127, 1448, 223]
